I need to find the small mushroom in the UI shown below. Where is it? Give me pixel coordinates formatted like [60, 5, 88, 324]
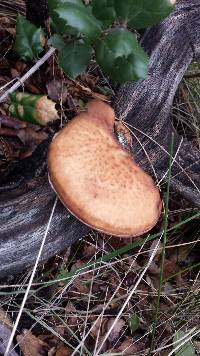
[48, 100, 161, 237]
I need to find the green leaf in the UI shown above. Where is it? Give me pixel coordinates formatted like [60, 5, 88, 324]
[49, 34, 65, 50]
[58, 41, 92, 78]
[114, 0, 174, 29]
[128, 313, 140, 333]
[95, 28, 148, 83]
[48, 0, 84, 11]
[54, 3, 102, 42]
[173, 331, 196, 356]
[91, 0, 116, 28]
[48, 0, 84, 35]
[14, 14, 45, 61]
[9, 92, 58, 125]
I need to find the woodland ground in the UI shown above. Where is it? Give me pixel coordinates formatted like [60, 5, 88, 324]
[0, 2, 200, 355]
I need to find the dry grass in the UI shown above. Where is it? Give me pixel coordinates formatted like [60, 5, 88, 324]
[0, 2, 200, 355]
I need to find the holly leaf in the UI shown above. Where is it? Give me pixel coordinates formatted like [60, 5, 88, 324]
[48, 0, 83, 35]
[58, 41, 92, 78]
[91, 0, 116, 28]
[48, 0, 85, 10]
[14, 14, 45, 61]
[54, 3, 102, 42]
[95, 28, 148, 83]
[114, 0, 174, 29]
[49, 34, 65, 50]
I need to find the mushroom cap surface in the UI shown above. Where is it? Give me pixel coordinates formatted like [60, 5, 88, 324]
[48, 100, 161, 237]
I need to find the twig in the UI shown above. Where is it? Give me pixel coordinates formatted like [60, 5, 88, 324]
[0, 47, 56, 103]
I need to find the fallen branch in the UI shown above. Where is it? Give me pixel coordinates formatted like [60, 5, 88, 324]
[0, 47, 56, 103]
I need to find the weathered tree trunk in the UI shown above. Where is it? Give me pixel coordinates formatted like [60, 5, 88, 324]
[0, 0, 200, 278]
[114, 0, 200, 206]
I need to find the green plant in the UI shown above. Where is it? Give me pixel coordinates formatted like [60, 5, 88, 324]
[15, 0, 174, 83]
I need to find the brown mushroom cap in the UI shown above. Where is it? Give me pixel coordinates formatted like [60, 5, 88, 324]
[48, 100, 161, 237]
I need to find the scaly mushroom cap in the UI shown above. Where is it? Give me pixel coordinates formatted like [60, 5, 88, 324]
[48, 100, 161, 237]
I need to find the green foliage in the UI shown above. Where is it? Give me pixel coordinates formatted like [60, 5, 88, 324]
[49, 34, 65, 51]
[9, 92, 43, 125]
[14, 0, 175, 82]
[96, 29, 148, 82]
[58, 41, 92, 78]
[14, 14, 45, 61]
[49, 0, 85, 35]
[91, 0, 116, 28]
[51, 1, 102, 42]
[9, 92, 58, 125]
[114, 0, 173, 29]
[173, 330, 196, 356]
[128, 313, 140, 333]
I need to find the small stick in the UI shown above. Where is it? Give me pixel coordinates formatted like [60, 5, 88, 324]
[0, 47, 56, 103]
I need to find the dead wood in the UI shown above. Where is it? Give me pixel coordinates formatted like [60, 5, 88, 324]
[114, 0, 200, 207]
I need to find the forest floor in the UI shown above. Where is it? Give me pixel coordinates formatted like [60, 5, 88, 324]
[1, 2, 200, 356]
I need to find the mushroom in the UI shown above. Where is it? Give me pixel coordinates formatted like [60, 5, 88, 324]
[48, 100, 162, 237]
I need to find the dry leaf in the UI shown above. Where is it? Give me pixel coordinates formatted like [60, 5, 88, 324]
[47, 79, 69, 103]
[0, 114, 27, 129]
[106, 318, 125, 343]
[56, 345, 73, 356]
[17, 330, 49, 356]
[70, 260, 93, 294]
[114, 337, 145, 354]
[0, 307, 12, 329]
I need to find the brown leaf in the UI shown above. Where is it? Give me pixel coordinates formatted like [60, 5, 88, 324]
[17, 127, 48, 145]
[25, 82, 42, 94]
[0, 127, 19, 137]
[82, 243, 97, 259]
[0, 307, 12, 329]
[0, 127, 48, 150]
[17, 330, 49, 356]
[106, 318, 125, 343]
[56, 345, 72, 356]
[114, 337, 145, 354]
[15, 60, 27, 74]
[78, 73, 98, 91]
[47, 79, 69, 103]
[11, 68, 20, 78]
[65, 303, 80, 333]
[0, 114, 27, 129]
[70, 260, 93, 294]
[91, 318, 125, 348]
[163, 258, 179, 279]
